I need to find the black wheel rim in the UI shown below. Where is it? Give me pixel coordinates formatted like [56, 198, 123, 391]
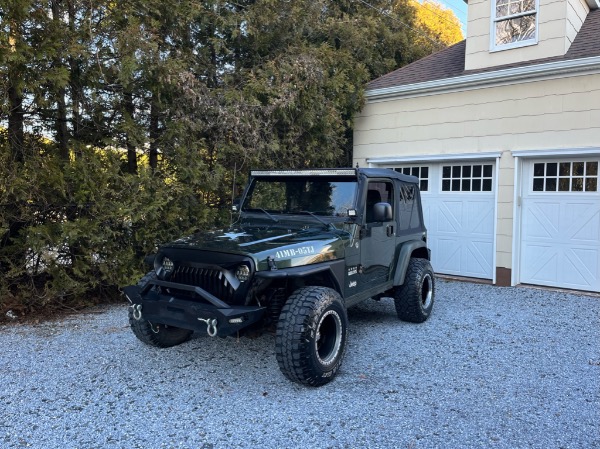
[315, 310, 343, 366]
[421, 273, 433, 309]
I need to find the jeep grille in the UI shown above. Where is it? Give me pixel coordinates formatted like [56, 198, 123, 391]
[170, 265, 235, 303]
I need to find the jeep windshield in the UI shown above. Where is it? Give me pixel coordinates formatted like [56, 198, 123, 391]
[242, 176, 357, 218]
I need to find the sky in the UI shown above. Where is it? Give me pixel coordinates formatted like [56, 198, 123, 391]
[436, 0, 469, 34]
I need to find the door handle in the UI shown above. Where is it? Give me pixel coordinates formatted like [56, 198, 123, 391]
[386, 225, 394, 237]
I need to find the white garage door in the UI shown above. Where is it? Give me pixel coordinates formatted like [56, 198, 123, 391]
[520, 158, 600, 292]
[393, 162, 496, 279]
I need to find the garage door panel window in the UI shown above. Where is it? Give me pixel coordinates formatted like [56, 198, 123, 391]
[532, 161, 598, 192]
[394, 166, 429, 192]
[442, 164, 493, 192]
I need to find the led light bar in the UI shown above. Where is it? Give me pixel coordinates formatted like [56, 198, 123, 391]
[251, 169, 356, 176]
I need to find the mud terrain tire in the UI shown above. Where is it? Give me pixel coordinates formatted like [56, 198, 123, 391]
[276, 287, 348, 387]
[394, 258, 435, 323]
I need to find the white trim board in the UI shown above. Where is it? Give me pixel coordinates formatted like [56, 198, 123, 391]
[511, 148, 600, 158]
[366, 56, 600, 102]
[367, 152, 502, 165]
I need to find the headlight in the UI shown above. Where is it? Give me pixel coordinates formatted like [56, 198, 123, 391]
[154, 254, 174, 279]
[235, 264, 250, 282]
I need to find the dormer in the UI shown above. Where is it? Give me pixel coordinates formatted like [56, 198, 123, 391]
[465, 0, 599, 70]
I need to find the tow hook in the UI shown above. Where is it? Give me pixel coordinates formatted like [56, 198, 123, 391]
[132, 304, 143, 321]
[198, 317, 218, 337]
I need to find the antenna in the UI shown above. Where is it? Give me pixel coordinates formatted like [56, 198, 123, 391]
[230, 162, 237, 225]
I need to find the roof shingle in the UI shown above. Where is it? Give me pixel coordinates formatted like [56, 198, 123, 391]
[367, 8, 600, 91]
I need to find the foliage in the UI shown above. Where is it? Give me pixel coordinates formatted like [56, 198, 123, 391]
[409, 0, 464, 47]
[0, 0, 458, 318]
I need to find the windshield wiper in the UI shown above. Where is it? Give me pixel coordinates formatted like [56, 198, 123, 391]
[296, 210, 335, 230]
[257, 208, 279, 223]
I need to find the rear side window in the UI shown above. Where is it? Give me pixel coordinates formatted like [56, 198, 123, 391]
[398, 184, 422, 232]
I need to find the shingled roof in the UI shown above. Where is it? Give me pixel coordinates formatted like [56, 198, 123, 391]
[368, 8, 600, 91]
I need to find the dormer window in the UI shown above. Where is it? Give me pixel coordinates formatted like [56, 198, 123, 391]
[492, 0, 538, 50]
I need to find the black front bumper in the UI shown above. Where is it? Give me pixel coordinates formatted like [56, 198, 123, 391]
[123, 280, 266, 337]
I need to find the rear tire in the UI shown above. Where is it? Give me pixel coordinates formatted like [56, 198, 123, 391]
[128, 272, 193, 348]
[276, 287, 348, 387]
[394, 258, 435, 323]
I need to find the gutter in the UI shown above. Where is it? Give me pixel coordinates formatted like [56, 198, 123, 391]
[366, 56, 600, 101]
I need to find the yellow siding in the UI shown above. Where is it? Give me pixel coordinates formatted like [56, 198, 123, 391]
[354, 73, 600, 271]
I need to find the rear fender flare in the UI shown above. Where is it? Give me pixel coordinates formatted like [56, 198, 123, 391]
[393, 241, 430, 286]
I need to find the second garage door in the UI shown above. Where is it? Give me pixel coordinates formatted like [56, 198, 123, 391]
[393, 162, 496, 280]
[519, 158, 600, 292]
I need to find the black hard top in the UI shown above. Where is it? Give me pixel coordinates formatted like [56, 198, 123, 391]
[250, 168, 419, 184]
[358, 168, 418, 184]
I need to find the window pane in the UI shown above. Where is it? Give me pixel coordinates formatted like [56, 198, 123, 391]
[442, 166, 451, 178]
[572, 178, 583, 191]
[533, 178, 543, 191]
[472, 179, 482, 191]
[462, 165, 471, 177]
[533, 163, 544, 177]
[420, 180, 428, 192]
[587, 162, 598, 176]
[545, 178, 557, 192]
[462, 179, 471, 191]
[496, 3, 508, 16]
[473, 165, 482, 177]
[586, 178, 597, 192]
[496, 15, 536, 45]
[483, 164, 492, 178]
[558, 178, 570, 191]
[421, 166, 429, 178]
[523, 0, 535, 12]
[508, 0, 535, 15]
[573, 162, 584, 176]
[483, 179, 492, 191]
[546, 163, 557, 177]
[442, 180, 450, 191]
[559, 162, 570, 176]
[452, 180, 460, 191]
[452, 166, 461, 177]
[411, 167, 419, 177]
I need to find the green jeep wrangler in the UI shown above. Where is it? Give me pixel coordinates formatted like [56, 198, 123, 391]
[123, 168, 435, 386]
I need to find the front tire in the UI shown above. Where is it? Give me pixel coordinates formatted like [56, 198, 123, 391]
[128, 309, 193, 348]
[276, 287, 348, 387]
[394, 258, 435, 323]
[128, 272, 193, 348]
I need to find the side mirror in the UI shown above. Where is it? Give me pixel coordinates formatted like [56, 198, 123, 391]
[373, 202, 392, 222]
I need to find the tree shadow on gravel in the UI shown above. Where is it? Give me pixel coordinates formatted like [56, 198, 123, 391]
[346, 297, 398, 324]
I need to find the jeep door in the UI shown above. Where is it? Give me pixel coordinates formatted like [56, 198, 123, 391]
[354, 179, 396, 294]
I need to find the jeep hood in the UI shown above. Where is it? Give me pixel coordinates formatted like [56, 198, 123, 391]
[164, 225, 352, 270]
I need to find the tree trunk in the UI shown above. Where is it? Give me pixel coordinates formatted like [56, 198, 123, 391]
[123, 90, 138, 174]
[149, 98, 160, 171]
[68, 0, 83, 150]
[52, 0, 70, 161]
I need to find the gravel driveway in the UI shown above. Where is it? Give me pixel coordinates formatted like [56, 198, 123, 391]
[1, 279, 599, 449]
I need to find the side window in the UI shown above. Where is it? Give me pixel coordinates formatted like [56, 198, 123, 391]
[365, 181, 394, 223]
[398, 184, 422, 232]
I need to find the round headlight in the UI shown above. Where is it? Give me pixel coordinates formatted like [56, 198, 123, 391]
[235, 264, 250, 282]
[154, 254, 174, 279]
[162, 257, 174, 273]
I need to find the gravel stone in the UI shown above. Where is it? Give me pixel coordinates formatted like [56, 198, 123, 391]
[1, 279, 599, 448]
